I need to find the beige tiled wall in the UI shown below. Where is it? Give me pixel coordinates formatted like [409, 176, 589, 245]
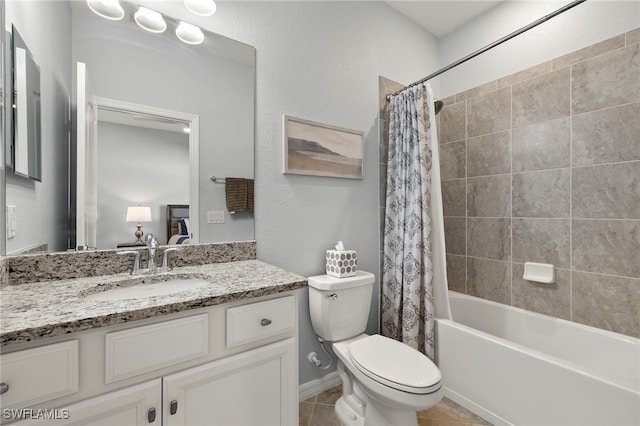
[439, 28, 640, 337]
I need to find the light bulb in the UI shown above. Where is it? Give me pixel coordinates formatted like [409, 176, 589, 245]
[183, 0, 216, 17]
[176, 21, 204, 45]
[134, 7, 167, 33]
[86, 0, 124, 20]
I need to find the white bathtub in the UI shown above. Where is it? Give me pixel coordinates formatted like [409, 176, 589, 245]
[435, 291, 640, 426]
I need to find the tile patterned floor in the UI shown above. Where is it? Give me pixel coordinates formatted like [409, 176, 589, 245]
[299, 385, 493, 426]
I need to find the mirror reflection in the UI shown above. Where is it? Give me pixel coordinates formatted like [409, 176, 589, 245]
[10, 24, 42, 182]
[95, 103, 191, 250]
[3, 0, 255, 255]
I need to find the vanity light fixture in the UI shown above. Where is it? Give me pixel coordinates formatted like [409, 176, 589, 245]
[183, 126, 191, 134]
[126, 206, 152, 244]
[183, 0, 217, 17]
[86, 0, 125, 20]
[176, 21, 204, 45]
[134, 7, 167, 33]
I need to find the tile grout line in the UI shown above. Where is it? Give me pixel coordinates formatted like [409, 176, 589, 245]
[464, 99, 469, 294]
[451, 254, 638, 281]
[446, 216, 639, 222]
[571, 159, 640, 170]
[308, 399, 316, 426]
[509, 83, 514, 307]
[571, 98, 639, 118]
[569, 61, 574, 322]
[569, 269, 640, 281]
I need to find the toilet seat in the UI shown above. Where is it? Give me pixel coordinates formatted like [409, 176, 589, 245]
[348, 334, 441, 394]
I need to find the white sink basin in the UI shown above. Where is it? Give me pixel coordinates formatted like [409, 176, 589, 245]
[84, 278, 210, 302]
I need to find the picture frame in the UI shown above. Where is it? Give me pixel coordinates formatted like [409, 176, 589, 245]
[283, 115, 364, 179]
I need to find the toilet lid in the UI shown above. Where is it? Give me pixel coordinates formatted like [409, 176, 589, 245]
[348, 335, 441, 394]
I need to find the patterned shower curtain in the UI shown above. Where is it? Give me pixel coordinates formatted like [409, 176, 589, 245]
[381, 83, 437, 359]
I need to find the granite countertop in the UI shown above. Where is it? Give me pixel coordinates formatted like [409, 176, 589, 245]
[0, 260, 307, 347]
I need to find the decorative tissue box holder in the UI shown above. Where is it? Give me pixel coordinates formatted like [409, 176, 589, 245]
[326, 250, 358, 278]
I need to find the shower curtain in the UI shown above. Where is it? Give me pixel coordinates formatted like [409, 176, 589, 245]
[381, 83, 450, 360]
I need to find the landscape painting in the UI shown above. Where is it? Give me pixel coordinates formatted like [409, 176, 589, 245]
[283, 115, 364, 179]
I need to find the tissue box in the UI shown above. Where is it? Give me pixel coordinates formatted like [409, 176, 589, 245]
[326, 250, 358, 278]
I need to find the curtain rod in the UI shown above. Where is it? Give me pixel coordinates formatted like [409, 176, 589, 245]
[386, 0, 587, 101]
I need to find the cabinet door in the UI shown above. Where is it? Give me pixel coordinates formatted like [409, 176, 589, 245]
[11, 380, 161, 426]
[163, 338, 297, 426]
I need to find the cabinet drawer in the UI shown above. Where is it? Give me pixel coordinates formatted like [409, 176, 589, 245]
[226, 296, 295, 348]
[0, 340, 79, 407]
[105, 314, 208, 383]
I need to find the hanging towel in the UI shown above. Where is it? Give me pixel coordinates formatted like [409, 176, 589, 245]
[225, 177, 254, 213]
[247, 179, 254, 211]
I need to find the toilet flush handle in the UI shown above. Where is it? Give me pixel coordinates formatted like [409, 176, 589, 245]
[326, 293, 338, 300]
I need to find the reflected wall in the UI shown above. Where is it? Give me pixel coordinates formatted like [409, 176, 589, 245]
[4, 0, 71, 255]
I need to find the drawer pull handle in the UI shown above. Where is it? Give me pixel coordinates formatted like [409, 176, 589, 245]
[147, 408, 156, 423]
[170, 400, 178, 415]
[261, 318, 272, 326]
[0, 383, 8, 394]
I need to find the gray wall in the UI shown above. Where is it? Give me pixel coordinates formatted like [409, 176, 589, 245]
[141, 1, 440, 385]
[96, 122, 189, 249]
[438, 0, 640, 97]
[3, 0, 440, 387]
[5, 1, 71, 254]
[439, 27, 640, 338]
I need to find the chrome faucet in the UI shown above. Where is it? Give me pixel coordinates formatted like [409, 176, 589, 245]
[159, 247, 181, 273]
[146, 233, 159, 273]
[117, 250, 141, 274]
[117, 234, 182, 275]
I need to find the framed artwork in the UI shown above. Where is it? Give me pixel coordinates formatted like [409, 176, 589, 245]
[283, 115, 364, 179]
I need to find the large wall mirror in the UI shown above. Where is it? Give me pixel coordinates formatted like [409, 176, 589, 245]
[3, 0, 255, 256]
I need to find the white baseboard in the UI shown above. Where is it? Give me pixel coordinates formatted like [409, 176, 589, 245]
[299, 371, 341, 402]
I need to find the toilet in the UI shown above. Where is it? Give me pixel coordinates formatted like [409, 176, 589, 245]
[308, 271, 443, 426]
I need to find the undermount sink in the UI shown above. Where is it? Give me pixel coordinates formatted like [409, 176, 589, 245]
[84, 278, 211, 302]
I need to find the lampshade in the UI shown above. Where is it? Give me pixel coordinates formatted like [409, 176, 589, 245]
[86, 0, 125, 20]
[126, 206, 152, 223]
[134, 7, 167, 33]
[176, 21, 205, 45]
[184, 0, 217, 17]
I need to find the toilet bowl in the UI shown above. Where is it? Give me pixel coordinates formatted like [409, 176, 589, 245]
[332, 334, 442, 426]
[308, 271, 443, 426]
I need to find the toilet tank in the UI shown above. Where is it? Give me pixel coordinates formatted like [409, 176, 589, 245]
[308, 271, 375, 341]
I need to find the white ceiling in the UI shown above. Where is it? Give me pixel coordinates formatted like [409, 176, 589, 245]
[385, 1, 502, 38]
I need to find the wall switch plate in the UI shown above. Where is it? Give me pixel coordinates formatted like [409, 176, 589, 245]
[207, 210, 225, 224]
[6, 205, 16, 239]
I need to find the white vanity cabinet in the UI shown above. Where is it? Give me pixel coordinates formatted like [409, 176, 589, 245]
[0, 341, 79, 409]
[1, 293, 298, 426]
[163, 338, 296, 426]
[34, 380, 161, 426]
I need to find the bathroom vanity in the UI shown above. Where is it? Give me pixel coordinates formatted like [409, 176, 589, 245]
[0, 259, 305, 425]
